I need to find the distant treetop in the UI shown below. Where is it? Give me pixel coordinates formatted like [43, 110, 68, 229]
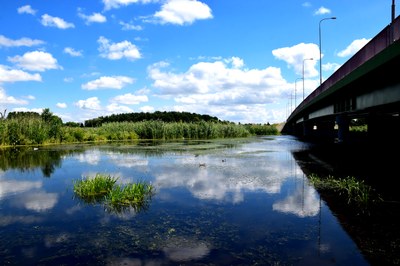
[84, 111, 221, 127]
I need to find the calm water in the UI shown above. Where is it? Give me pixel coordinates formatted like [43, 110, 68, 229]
[0, 136, 380, 265]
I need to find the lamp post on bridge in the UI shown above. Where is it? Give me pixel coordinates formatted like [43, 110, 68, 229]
[319, 17, 336, 85]
[392, 0, 396, 22]
[302, 58, 313, 100]
[294, 77, 303, 109]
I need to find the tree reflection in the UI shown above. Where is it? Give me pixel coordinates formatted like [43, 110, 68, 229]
[0, 147, 66, 177]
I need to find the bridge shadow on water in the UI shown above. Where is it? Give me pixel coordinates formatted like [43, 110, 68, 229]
[292, 138, 400, 265]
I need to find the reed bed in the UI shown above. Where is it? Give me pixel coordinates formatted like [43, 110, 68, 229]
[0, 118, 276, 146]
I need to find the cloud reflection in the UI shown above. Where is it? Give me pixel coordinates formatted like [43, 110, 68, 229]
[272, 183, 320, 217]
[154, 155, 294, 203]
[14, 191, 58, 212]
[0, 179, 42, 199]
[0, 215, 43, 226]
[163, 236, 210, 262]
[108, 153, 149, 168]
[76, 150, 102, 165]
[44, 232, 70, 247]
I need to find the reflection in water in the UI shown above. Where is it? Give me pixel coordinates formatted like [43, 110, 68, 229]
[76, 150, 102, 165]
[162, 236, 210, 262]
[153, 151, 297, 204]
[0, 215, 43, 227]
[0, 137, 373, 265]
[44, 233, 70, 248]
[0, 147, 67, 177]
[13, 191, 59, 212]
[0, 179, 42, 199]
[273, 182, 320, 217]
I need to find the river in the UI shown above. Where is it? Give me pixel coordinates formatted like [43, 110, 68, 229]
[0, 136, 398, 265]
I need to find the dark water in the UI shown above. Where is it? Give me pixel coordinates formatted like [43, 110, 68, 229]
[0, 136, 396, 265]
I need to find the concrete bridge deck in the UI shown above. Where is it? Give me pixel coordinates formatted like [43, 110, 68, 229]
[282, 15, 400, 143]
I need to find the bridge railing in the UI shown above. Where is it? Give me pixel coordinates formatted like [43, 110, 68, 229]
[289, 15, 400, 120]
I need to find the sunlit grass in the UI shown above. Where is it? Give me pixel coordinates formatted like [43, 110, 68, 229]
[73, 174, 118, 203]
[308, 174, 382, 208]
[73, 174, 154, 213]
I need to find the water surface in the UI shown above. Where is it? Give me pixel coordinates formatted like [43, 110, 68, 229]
[0, 136, 369, 265]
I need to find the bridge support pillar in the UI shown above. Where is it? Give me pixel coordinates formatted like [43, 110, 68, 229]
[301, 120, 336, 142]
[302, 121, 311, 138]
[336, 115, 350, 143]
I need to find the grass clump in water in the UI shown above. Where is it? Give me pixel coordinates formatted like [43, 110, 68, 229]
[105, 181, 154, 213]
[73, 174, 154, 213]
[73, 174, 118, 203]
[308, 174, 382, 209]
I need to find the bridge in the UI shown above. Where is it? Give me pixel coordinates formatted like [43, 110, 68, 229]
[281, 15, 400, 144]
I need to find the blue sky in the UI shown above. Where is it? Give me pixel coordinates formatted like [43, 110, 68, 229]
[0, 0, 394, 124]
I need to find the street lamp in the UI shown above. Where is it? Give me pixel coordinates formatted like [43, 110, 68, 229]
[392, 0, 396, 22]
[319, 17, 336, 85]
[302, 58, 313, 100]
[294, 77, 303, 108]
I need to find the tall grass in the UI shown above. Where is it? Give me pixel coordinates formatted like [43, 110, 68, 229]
[308, 174, 382, 209]
[0, 118, 277, 147]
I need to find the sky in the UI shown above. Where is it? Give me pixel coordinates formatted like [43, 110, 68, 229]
[0, 1, 395, 124]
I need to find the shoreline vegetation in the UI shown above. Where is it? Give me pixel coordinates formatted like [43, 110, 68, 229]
[0, 109, 279, 147]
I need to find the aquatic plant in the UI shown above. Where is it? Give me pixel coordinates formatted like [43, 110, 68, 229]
[105, 181, 154, 213]
[73, 174, 118, 203]
[73, 174, 154, 213]
[308, 174, 382, 208]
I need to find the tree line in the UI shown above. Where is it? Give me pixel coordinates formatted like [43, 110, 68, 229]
[84, 111, 220, 127]
[0, 109, 278, 147]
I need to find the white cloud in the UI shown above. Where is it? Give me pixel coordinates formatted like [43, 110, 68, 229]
[110, 93, 148, 105]
[0, 35, 44, 47]
[56, 103, 67, 108]
[98, 36, 141, 61]
[82, 76, 134, 90]
[17, 5, 37, 15]
[63, 47, 83, 57]
[75, 97, 102, 110]
[0, 65, 42, 83]
[106, 103, 134, 113]
[322, 62, 341, 72]
[25, 95, 36, 100]
[0, 88, 29, 105]
[102, 0, 157, 10]
[315, 6, 331, 15]
[229, 57, 244, 69]
[153, 0, 213, 25]
[272, 43, 319, 78]
[147, 57, 294, 123]
[78, 9, 107, 24]
[150, 58, 289, 108]
[11, 107, 44, 113]
[8, 51, 62, 72]
[337, 38, 371, 58]
[120, 21, 143, 31]
[140, 105, 155, 112]
[41, 14, 75, 29]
